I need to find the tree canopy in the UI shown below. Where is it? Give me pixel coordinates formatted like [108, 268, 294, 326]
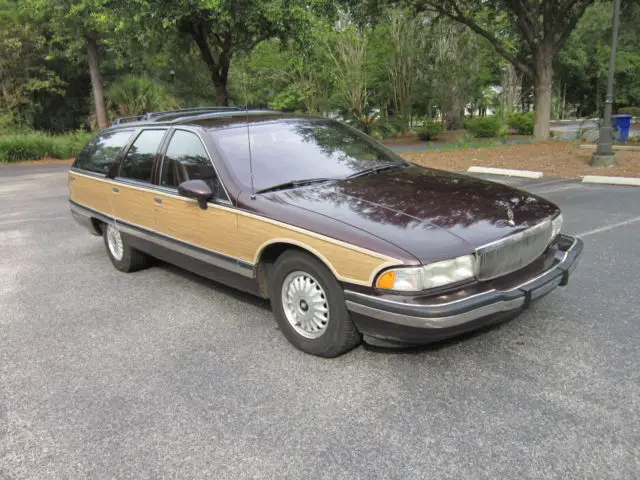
[0, 0, 638, 140]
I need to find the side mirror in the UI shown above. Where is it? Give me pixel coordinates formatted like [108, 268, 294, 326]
[178, 179, 215, 210]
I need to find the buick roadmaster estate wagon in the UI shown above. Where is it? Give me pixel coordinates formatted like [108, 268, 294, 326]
[69, 108, 583, 357]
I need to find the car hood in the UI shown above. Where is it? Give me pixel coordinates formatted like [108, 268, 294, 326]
[264, 166, 560, 264]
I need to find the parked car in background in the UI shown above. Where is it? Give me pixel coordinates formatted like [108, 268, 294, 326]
[69, 108, 583, 357]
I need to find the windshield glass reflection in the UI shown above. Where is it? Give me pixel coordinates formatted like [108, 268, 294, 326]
[211, 119, 407, 191]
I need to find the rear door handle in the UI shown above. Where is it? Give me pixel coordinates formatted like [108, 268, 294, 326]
[112, 187, 120, 193]
[154, 197, 163, 205]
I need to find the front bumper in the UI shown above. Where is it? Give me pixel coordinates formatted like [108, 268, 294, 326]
[345, 234, 583, 346]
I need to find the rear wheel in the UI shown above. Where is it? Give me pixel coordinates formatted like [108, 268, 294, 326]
[269, 250, 361, 357]
[103, 222, 150, 272]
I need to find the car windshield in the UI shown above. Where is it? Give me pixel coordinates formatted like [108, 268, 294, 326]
[211, 119, 408, 192]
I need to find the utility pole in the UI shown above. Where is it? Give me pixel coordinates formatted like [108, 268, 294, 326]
[591, 0, 621, 167]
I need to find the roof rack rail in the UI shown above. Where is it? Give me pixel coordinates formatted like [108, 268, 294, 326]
[112, 106, 242, 125]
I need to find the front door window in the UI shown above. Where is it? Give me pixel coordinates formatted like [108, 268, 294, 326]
[160, 130, 226, 201]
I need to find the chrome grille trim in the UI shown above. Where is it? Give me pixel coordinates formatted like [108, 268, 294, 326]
[475, 220, 553, 281]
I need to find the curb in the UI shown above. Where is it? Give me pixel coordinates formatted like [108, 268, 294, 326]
[582, 176, 640, 186]
[579, 144, 640, 152]
[467, 166, 543, 179]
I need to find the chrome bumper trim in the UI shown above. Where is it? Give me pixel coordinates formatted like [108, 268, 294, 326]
[346, 297, 525, 329]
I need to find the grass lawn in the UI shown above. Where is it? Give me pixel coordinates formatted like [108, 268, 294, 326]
[0, 131, 92, 164]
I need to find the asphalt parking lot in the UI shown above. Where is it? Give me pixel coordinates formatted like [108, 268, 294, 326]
[1, 164, 639, 479]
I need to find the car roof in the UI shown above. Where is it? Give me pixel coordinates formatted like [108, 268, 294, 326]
[105, 109, 319, 132]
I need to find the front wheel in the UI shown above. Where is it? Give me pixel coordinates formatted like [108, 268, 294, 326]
[269, 250, 361, 357]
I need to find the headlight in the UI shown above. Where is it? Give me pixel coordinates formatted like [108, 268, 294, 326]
[376, 255, 476, 292]
[551, 213, 563, 241]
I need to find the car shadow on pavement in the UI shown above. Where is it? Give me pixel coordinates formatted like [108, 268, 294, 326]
[361, 312, 521, 355]
[155, 261, 272, 311]
[154, 259, 522, 356]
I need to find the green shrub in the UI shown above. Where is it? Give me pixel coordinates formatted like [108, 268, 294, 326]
[107, 75, 180, 116]
[464, 117, 501, 138]
[0, 131, 92, 164]
[455, 131, 476, 148]
[507, 112, 535, 135]
[417, 120, 443, 141]
[618, 107, 640, 116]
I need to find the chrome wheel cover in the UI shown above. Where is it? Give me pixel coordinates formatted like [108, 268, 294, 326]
[281, 271, 330, 339]
[106, 223, 124, 261]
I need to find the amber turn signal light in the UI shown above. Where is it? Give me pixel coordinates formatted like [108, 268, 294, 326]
[376, 270, 396, 289]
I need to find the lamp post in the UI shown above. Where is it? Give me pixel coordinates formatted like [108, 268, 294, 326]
[591, 0, 622, 167]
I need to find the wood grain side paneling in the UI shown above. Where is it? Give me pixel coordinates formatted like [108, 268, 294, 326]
[69, 172, 113, 216]
[155, 195, 237, 252]
[69, 171, 404, 286]
[111, 184, 157, 231]
[236, 215, 399, 286]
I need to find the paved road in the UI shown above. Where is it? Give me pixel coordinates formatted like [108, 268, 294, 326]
[1, 165, 639, 479]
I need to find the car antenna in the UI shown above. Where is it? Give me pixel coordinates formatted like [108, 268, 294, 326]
[244, 71, 256, 200]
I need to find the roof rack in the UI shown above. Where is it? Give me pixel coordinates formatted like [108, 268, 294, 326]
[111, 106, 242, 125]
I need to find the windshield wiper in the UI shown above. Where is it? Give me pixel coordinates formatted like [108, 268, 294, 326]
[256, 177, 335, 194]
[347, 163, 408, 179]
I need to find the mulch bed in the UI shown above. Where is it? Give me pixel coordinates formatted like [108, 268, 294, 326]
[401, 141, 640, 179]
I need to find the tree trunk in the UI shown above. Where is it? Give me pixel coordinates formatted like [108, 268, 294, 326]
[188, 24, 230, 106]
[532, 50, 553, 140]
[215, 82, 229, 106]
[86, 37, 108, 129]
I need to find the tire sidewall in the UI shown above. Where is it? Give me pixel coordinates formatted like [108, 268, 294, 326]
[269, 251, 358, 356]
[103, 223, 132, 271]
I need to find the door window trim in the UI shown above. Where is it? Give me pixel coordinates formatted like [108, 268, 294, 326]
[116, 128, 169, 184]
[72, 128, 136, 177]
[156, 127, 232, 205]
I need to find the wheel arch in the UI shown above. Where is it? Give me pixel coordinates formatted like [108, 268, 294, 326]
[255, 239, 344, 298]
[90, 217, 104, 235]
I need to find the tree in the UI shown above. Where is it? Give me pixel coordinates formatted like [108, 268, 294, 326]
[129, 0, 323, 106]
[415, 0, 595, 139]
[0, 1, 65, 128]
[558, 1, 640, 116]
[21, 0, 120, 128]
[324, 26, 369, 128]
[430, 18, 496, 129]
[385, 10, 425, 132]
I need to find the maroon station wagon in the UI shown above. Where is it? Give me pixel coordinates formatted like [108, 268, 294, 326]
[69, 109, 583, 357]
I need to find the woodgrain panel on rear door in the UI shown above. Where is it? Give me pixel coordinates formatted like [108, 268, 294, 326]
[110, 182, 157, 231]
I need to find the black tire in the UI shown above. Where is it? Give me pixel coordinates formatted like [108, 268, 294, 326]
[269, 250, 361, 357]
[102, 222, 150, 273]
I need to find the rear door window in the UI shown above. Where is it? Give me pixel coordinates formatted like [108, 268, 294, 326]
[74, 130, 133, 174]
[119, 129, 166, 183]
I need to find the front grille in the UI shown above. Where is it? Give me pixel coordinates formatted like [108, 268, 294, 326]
[475, 220, 553, 281]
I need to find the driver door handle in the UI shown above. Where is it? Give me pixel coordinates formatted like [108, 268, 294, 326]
[154, 197, 163, 205]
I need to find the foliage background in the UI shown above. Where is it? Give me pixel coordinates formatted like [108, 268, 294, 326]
[0, 0, 638, 139]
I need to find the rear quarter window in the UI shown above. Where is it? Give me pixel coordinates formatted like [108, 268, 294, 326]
[74, 130, 133, 174]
